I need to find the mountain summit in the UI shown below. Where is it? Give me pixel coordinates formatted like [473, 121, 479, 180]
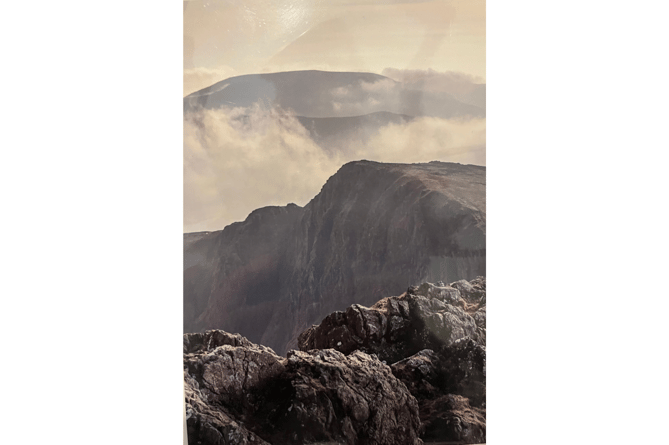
[184, 70, 484, 119]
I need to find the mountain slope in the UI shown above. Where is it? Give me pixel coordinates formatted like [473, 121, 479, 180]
[295, 111, 414, 146]
[184, 160, 485, 354]
[229, 110, 415, 153]
[183, 70, 485, 119]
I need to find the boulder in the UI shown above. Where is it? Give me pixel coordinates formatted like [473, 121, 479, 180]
[413, 282, 466, 308]
[389, 349, 441, 400]
[420, 394, 486, 444]
[298, 282, 481, 364]
[451, 276, 486, 306]
[273, 349, 422, 445]
[391, 339, 486, 409]
[184, 330, 423, 445]
[184, 371, 270, 445]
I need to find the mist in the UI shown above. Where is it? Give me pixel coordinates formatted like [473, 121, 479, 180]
[184, 105, 485, 232]
[382, 68, 486, 110]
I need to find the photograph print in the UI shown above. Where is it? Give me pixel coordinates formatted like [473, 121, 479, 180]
[183, 1, 486, 443]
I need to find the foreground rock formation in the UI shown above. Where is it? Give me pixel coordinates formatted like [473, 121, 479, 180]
[299, 277, 486, 443]
[185, 277, 486, 444]
[298, 278, 487, 364]
[184, 161, 485, 355]
[184, 331, 422, 445]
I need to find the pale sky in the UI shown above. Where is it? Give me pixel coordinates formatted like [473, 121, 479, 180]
[183, 0, 485, 232]
[184, 0, 485, 95]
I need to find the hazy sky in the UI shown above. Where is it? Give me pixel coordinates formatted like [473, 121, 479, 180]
[184, 0, 485, 95]
[183, 0, 485, 232]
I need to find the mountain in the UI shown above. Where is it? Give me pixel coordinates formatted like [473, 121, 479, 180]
[184, 160, 486, 355]
[183, 70, 485, 119]
[228, 110, 414, 154]
[400, 79, 486, 110]
[295, 111, 414, 145]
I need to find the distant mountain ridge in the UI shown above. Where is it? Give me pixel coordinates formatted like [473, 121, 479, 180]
[183, 70, 485, 119]
[295, 111, 414, 145]
[184, 160, 485, 355]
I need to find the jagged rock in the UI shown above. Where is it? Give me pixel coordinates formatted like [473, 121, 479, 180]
[185, 372, 270, 445]
[473, 307, 486, 346]
[184, 330, 270, 354]
[389, 349, 441, 400]
[439, 338, 486, 408]
[389, 347, 486, 442]
[452, 276, 486, 306]
[391, 339, 486, 409]
[296, 278, 486, 443]
[184, 330, 423, 445]
[273, 349, 423, 445]
[414, 282, 466, 308]
[298, 280, 482, 364]
[420, 394, 486, 444]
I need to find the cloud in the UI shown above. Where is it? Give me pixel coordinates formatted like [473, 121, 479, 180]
[382, 68, 486, 109]
[348, 117, 485, 165]
[184, 105, 485, 232]
[324, 79, 402, 116]
[183, 66, 238, 97]
[184, 105, 342, 232]
[382, 67, 484, 87]
[360, 78, 397, 93]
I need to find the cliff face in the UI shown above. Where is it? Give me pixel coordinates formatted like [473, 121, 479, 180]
[183, 204, 303, 344]
[184, 160, 485, 355]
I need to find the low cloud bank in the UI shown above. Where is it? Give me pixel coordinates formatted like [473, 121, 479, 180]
[382, 68, 486, 109]
[382, 67, 484, 91]
[184, 105, 485, 232]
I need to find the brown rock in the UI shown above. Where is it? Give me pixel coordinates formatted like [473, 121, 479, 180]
[298, 281, 482, 364]
[419, 394, 486, 444]
[296, 278, 487, 443]
[270, 349, 423, 445]
[185, 371, 270, 445]
[391, 339, 486, 409]
[184, 330, 423, 445]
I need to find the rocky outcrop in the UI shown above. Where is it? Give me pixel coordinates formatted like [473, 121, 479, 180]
[184, 330, 423, 445]
[277, 349, 422, 445]
[389, 338, 486, 408]
[298, 279, 486, 364]
[185, 276, 486, 444]
[419, 395, 486, 444]
[298, 277, 486, 443]
[184, 371, 270, 445]
[185, 161, 486, 355]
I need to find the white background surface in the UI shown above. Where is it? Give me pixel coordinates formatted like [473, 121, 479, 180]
[2, 1, 668, 444]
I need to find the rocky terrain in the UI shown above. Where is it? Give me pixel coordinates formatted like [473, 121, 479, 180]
[184, 160, 485, 356]
[184, 277, 486, 445]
